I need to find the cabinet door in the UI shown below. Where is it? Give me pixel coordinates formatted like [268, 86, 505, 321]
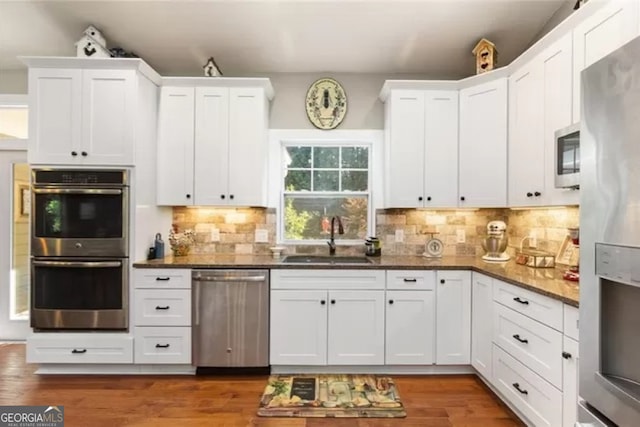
[385, 290, 435, 365]
[424, 91, 458, 208]
[328, 290, 385, 365]
[459, 78, 508, 207]
[270, 290, 327, 365]
[28, 68, 82, 164]
[471, 273, 493, 380]
[228, 87, 268, 207]
[436, 270, 471, 364]
[563, 336, 579, 427]
[194, 87, 229, 205]
[81, 69, 136, 165]
[508, 61, 544, 207]
[157, 86, 195, 206]
[573, 0, 639, 120]
[542, 33, 580, 207]
[384, 90, 425, 208]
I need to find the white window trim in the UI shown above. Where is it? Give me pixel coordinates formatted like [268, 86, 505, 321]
[269, 129, 384, 245]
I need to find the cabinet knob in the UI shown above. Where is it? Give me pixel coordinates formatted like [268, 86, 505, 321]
[562, 351, 572, 359]
[526, 192, 533, 197]
[221, 194, 225, 199]
[427, 196, 432, 201]
[71, 151, 78, 156]
[460, 196, 465, 201]
[330, 299, 336, 304]
[418, 196, 423, 202]
[229, 194, 234, 200]
[186, 194, 191, 199]
[534, 191, 541, 197]
[81, 151, 88, 157]
[440, 279, 445, 284]
[320, 300, 326, 305]
[388, 300, 394, 305]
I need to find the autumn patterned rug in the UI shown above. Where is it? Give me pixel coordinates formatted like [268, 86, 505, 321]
[257, 375, 406, 418]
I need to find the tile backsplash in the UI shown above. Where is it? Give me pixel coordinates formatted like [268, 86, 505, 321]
[170, 206, 579, 257]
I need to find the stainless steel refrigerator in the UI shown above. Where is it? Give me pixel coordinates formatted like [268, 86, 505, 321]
[580, 34, 640, 426]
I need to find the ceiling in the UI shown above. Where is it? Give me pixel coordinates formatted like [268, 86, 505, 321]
[0, 0, 568, 79]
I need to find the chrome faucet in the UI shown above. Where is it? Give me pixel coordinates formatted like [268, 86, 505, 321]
[327, 216, 344, 255]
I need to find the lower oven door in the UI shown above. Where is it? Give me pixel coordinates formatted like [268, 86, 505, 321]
[31, 258, 128, 330]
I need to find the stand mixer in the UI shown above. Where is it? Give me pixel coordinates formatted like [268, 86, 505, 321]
[481, 220, 510, 262]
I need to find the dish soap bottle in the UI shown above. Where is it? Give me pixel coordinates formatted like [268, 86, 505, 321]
[154, 233, 165, 259]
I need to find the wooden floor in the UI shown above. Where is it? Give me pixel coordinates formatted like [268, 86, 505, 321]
[0, 344, 523, 427]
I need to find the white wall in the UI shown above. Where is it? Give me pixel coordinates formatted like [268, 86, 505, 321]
[0, 70, 28, 94]
[529, 0, 577, 45]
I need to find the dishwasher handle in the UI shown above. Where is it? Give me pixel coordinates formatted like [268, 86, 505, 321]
[192, 275, 266, 282]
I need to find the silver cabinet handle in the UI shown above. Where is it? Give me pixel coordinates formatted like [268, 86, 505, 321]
[192, 275, 266, 282]
[33, 188, 122, 195]
[33, 260, 121, 268]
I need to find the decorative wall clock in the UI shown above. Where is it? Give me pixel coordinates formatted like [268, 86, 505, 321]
[305, 78, 347, 130]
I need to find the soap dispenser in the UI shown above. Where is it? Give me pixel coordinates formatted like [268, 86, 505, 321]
[154, 233, 165, 259]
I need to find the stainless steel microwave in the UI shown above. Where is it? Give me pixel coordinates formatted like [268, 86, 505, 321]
[555, 123, 580, 188]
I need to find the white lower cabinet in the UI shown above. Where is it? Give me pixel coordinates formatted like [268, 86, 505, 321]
[563, 334, 579, 427]
[493, 302, 563, 389]
[471, 273, 493, 380]
[133, 268, 191, 364]
[26, 334, 133, 364]
[133, 327, 191, 364]
[436, 270, 471, 364]
[269, 278, 385, 366]
[385, 290, 435, 365]
[493, 345, 563, 427]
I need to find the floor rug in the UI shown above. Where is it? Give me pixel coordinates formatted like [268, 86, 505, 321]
[257, 374, 406, 418]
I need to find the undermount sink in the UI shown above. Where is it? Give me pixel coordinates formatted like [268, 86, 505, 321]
[280, 255, 372, 264]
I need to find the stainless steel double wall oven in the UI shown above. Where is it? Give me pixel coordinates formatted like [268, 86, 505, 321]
[30, 169, 130, 330]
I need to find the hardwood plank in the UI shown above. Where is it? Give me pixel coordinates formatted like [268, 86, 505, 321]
[0, 344, 523, 426]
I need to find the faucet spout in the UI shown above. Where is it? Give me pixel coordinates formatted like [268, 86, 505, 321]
[328, 216, 344, 255]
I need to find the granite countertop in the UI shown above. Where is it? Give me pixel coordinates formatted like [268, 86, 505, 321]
[134, 254, 579, 307]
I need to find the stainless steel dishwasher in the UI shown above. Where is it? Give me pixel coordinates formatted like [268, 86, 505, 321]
[192, 269, 269, 368]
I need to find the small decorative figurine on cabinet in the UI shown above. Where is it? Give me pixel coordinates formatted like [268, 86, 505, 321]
[203, 57, 223, 77]
[75, 24, 110, 58]
[472, 38, 498, 74]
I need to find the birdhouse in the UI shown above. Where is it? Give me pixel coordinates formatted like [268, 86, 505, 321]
[83, 25, 107, 48]
[472, 38, 498, 74]
[203, 57, 223, 77]
[75, 35, 111, 58]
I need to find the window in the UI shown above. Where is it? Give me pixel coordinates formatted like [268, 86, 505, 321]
[281, 143, 371, 242]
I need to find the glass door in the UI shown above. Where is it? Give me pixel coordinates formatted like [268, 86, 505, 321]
[0, 95, 30, 340]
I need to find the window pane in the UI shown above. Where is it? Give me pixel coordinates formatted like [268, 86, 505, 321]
[341, 147, 368, 169]
[313, 147, 339, 168]
[0, 107, 28, 139]
[342, 171, 368, 191]
[313, 171, 339, 191]
[284, 196, 368, 240]
[284, 170, 311, 191]
[285, 146, 311, 168]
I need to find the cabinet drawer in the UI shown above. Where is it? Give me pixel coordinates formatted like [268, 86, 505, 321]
[26, 334, 133, 364]
[134, 327, 191, 364]
[271, 269, 385, 290]
[134, 268, 191, 289]
[134, 289, 191, 326]
[493, 279, 563, 331]
[493, 303, 563, 389]
[386, 270, 435, 290]
[493, 345, 562, 427]
[563, 304, 579, 341]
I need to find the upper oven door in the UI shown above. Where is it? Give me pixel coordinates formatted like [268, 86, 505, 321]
[31, 186, 129, 257]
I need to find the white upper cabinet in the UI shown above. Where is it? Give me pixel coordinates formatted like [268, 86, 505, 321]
[459, 78, 508, 207]
[508, 60, 544, 207]
[156, 79, 272, 207]
[509, 33, 578, 207]
[28, 63, 140, 165]
[383, 87, 458, 208]
[573, 0, 639, 121]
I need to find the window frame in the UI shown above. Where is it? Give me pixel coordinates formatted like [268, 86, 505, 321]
[279, 139, 374, 245]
